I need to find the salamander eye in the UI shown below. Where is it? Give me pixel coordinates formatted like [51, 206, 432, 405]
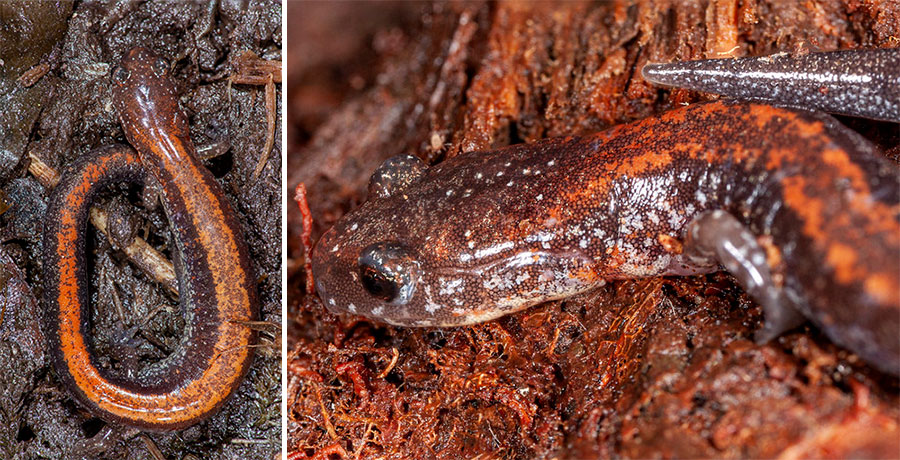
[358, 242, 419, 305]
[112, 67, 129, 84]
[152, 57, 169, 76]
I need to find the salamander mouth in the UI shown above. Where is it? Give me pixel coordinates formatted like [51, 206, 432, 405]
[429, 248, 592, 276]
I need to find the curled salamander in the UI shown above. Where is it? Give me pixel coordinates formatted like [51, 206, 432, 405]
[311, 49, 900, 376]
[43, 48, 257, 430]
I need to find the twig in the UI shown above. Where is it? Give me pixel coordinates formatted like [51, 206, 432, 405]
[29, 153, 178, 294]
[294, 184, 315, 294]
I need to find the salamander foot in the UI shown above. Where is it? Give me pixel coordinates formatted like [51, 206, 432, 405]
[683, 210, 805, 343]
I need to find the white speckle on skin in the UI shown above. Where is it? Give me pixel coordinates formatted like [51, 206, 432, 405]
[465, 230, 472, 238]
[696, 190, 708, 205]
[328, 298, 335, 306]
[752, 253, 766, 266]
[507, 181, 514, 186]
[483, 275, 502, 290]
[425, 302, 441, 314]
[372, 306, 384, 316]
[439, 278, 464, 295]
[669, 212, 683, 228]
[526, 232, 554, 244]
[348, 303, 356, 312]
[331, 245, 340, 252]
[497, 171, 504, 177]
[474, 241, 514, 259]
[620, 253, 672, 277]
[476, 172, 483, 179]
[547, 160, 555, 166]
[536, 194, 543, 200]
[446, 189, 454, 196]
[350, 223, 358, 231]
[468, 241, 475, 249]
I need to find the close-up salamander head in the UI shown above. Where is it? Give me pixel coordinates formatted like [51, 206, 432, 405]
[110, 47, 190, 156]
[311, 149, 600, 327]
[312, 155, 438, 327]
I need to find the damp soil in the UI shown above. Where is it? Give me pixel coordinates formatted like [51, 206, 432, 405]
[287, 1, 899, 459]
[0, 1, 281, 459]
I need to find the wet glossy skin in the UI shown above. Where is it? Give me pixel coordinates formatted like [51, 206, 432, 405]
[43, 47, 257, 431]
[312, 49, 900, 376]
[642, 48, 900, 122]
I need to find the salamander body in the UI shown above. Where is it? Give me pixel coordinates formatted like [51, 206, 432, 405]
[312, 50, 900, 376]
[641, 48, 900, 122]
[43, 47, 257, 430]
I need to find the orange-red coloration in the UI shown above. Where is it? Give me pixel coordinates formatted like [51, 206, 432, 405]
[313, 100, 899, 375]
[43, 48, 256, 431]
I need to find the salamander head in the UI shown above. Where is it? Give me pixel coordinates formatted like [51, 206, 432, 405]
[312, 154, 451, 326]
[311, 152, 595, 327]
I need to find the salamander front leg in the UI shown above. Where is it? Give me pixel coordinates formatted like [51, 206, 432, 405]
[683, 210, 805, 342]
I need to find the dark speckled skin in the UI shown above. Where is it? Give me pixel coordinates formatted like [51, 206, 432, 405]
[312, 100, 899, 375]
[642, 48, 900, 122]
[43, 48, 257, 430]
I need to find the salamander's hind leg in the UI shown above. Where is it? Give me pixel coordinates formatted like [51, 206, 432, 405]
[683, 210, 805, 343]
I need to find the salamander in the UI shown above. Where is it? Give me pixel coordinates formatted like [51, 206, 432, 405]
[310, 49, 900, 376]
[43, 47, 257, 431]
[641, 48, 900, 122]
